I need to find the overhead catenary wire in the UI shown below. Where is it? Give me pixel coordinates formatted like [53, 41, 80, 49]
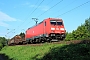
[20, 0, 63, 29]
[37, 0, 63, 18]
[7, 0, 39, 34]
[52, 0, 77, 15]
[8, 0, 45, 38]
[28, 0, 45, 16]
[24, 0, 63, 32]
[20, 0, 45, 27]
[19, 0, 44, 29]
[20, 0, 44, 26]
[26, 0, 90, 28]
[8, 0, 90, 38]
[56, 0, 90, 17]
[17, 0, 43, 28]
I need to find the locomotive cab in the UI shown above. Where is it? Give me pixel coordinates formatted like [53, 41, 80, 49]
[49, 19, 66, 41]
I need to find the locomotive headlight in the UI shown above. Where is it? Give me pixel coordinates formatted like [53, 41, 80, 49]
[60, 28, 64, 30]
[51, 28, 55, 30]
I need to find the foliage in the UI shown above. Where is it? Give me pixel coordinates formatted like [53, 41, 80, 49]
[19, 32, 25, 38]
[65, 17, 90, 40]
[41, 44, 90, 60]
[0, 37, 7, 50]
[65, 32, 74, 41]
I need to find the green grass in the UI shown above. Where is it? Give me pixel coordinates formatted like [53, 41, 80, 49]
[0, 43, 90, 60]
[0, 43, 65, 60]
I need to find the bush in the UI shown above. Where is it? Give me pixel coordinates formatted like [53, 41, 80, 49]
[0, 37, 7, 50]
[0, 43, 3, 50]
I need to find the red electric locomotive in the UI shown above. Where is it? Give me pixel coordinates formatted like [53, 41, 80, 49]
[25, 18, 66, 43]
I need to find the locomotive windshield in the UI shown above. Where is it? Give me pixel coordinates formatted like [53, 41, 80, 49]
[50, 20, 63, 25]
[50, 20, 56, 25]
[57, 21, 63, 25]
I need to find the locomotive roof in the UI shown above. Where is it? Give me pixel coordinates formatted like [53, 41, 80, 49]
[27, 18, 63, 30]
[45, 18, 62, 20]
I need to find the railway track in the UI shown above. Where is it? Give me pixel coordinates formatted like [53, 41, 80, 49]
[13, 40, 90, 46]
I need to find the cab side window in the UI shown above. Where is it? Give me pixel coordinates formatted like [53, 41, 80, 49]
[44, 21, 46, 26]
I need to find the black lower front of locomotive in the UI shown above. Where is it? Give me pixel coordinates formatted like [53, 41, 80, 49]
[48, 33, 65, 41]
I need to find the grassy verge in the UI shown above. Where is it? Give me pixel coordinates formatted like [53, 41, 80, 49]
[0, 42, 90, 60]
[0, 43, 65, 60]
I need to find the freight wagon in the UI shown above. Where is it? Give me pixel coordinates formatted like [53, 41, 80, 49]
[25, 18, 66, 43]
[8, 35, 26, 45]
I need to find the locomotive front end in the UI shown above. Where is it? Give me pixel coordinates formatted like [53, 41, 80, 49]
[49, 19, 66, 41]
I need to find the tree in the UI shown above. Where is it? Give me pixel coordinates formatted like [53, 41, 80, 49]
[84, 18, 90, 38]
[65, 17, 90, 40]
[19, 32, 25, 39]
[0, 37, 7, 50]
[65, 32, 74, 41]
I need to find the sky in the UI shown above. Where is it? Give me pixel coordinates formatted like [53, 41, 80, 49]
[0, 0, 90, 39]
